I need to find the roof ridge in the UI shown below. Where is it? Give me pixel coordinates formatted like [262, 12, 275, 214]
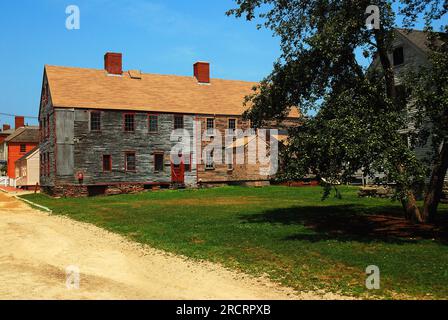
[5, 126, 39, 142]
[45, 64, 258, 84]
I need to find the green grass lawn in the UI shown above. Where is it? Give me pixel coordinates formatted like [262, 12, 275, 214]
[22, 186, 448, 299]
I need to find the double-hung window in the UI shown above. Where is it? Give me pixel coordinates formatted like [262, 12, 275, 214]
[125, 152, 136, 171]
[149, 114, 158, 133]
[124, 114, 135, 132]
[206, 118, 214, 135]
[103, 155, 112, 172]
[154, 153, 164, 172]
[393, 47, 404, 66]
[174, 115, 184, 130]
[228, 119, 236, 131]
[90, 112, 101, 131]
[206, 150, 214, 170]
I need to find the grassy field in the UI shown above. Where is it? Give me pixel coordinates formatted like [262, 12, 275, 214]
[22, 186, 448, 299]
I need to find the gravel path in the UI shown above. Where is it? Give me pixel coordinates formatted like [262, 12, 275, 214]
[0, 192, 350, 300]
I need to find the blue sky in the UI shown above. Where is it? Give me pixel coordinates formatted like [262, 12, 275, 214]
[0, 1, 445, 126]
[0, 0, 282, 126]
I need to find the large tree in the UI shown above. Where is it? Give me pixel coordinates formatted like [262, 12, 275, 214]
[227, 0, 447, 223]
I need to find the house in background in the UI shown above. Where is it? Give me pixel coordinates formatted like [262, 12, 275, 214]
[5, 118, 39, 185]
[0, 124, 14, 170]
[15, 146, 40, 189]
[39, 53, 300, 197]
[359, 29, 448, 186]
[391, 29, 446, 183]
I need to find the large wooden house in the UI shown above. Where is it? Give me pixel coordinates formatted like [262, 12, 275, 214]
[39, 53, 299, 197]
[370, 29, 448, 184]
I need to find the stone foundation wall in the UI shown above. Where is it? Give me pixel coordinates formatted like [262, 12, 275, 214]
[43, 180, 270, 197]
[42, 183, 147, 198]
[42, 185, 88, 198]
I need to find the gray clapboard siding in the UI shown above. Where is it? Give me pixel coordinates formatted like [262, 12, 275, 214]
[48, 108, 197, 186]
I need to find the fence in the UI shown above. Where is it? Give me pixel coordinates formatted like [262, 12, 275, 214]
[0, 176, 8, 187]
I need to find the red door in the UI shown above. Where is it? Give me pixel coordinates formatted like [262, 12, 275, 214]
[171, 156, 185, 184]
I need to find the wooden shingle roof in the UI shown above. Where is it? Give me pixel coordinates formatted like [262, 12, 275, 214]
[5, 126, 39, 143]
[396, 29, 447, 53]
[45, 65, 300, 118]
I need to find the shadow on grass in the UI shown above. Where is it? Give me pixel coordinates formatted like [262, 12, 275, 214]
[240, 204, 448, 244]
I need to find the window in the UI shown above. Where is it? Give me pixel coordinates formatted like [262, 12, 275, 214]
[149, 114, 158, 133]
[39, 120, 42, 142]
[393, 47, 404, 66]
[40, 154, 43, 176]
[43, 153, 47, 176]
[43, 118, 46, 139]
[20, 144, 26, 153]
[227, 147, 235, 171]
[103, 155, 112, 172]
[206, 118, 214, 135]
[124, 114, 135, 132]
[228, 119, 236, 131]
[174, 115, 184, 130]
[46, 152, 50, 176]
[125, 152, 136, 171]
[395, 85, 407, 105]
[47, 115, 50, 137]
[206, 150, 214, 170]
[90, 112, 101, 131]
[43, 153, 46, 176]
[154, 153, 164, 172]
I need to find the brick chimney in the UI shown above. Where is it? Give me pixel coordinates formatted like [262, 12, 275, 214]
[194, 62, 210, 84]
[2, 124, 11, 131]
[104, 52, 123, 75]
[15, 116, 25, 129]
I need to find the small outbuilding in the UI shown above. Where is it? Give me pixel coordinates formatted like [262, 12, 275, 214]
[15, 147, 40, 189]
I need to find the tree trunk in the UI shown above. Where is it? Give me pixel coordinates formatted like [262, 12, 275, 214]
[422, 141, 448, 222]
[403, 190, 424, 223]
[373, 29, 397, 100]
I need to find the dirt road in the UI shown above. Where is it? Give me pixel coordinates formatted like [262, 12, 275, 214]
[0, 192, 348, 300]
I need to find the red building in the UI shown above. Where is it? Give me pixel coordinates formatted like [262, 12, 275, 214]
[5, 117, 39, 179]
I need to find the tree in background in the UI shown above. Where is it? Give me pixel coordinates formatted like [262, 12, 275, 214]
[227, 0, 447, 223]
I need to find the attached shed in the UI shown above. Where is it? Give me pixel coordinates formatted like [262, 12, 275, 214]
[15, 147, 40, 188]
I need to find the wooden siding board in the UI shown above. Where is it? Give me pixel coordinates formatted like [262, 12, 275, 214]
[44, 107, 298, 189]
[52, 110, 196, 186]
